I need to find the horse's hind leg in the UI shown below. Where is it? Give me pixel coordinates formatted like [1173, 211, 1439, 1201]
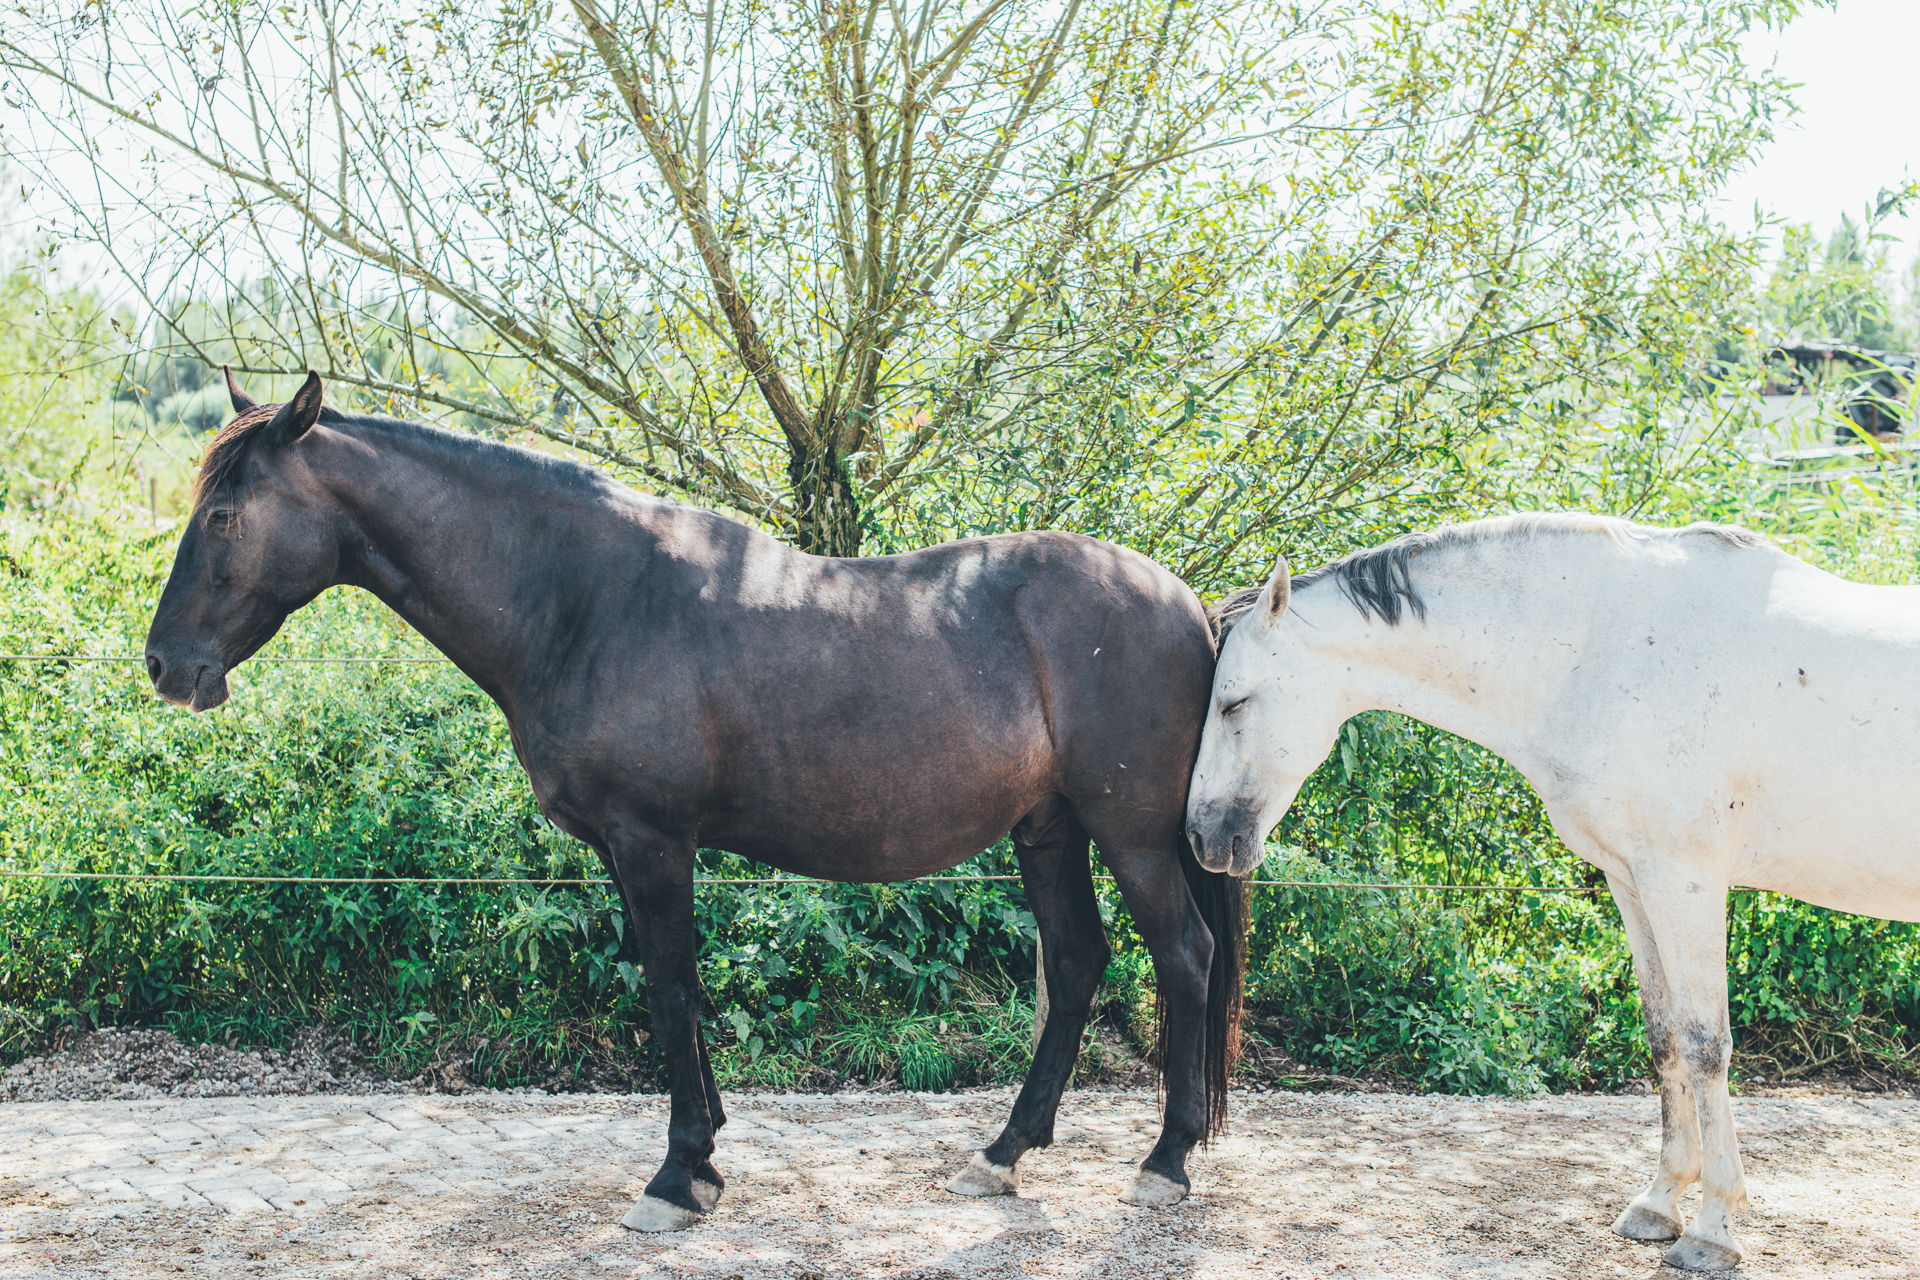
[1100, 843, 1214, 1207]
[948, 816, 1108, 1197]
[606, 829, 725, 1232]
[1607, 874, 1701, 1243]
[1611, 867, 1746, 1271]
[693, 1027, 727, 1191]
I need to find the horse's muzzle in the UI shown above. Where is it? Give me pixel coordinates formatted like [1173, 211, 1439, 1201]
[1186, 808, 1266, 878]
[145, 650, 230, 712]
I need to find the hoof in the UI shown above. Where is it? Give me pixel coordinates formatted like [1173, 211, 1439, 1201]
[1613, 1203, 1684, 1241]
[1119, 1168, 1188, 1207]
[1663, 1232, 1743, 1272]
[620, 1195, 703, 1233]
[691, 1177, 722, 1212]
[945, 1152, 1019, 1197]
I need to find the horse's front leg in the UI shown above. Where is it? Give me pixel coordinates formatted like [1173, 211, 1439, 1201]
[948, 818, 1108, 1197]
[608, 831, 726, 1232]
[1607, 873, 1702, 1244]
[1614, 866, 1746, 1271]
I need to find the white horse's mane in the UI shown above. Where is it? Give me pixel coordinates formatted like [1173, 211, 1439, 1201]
[1212, 512, 1770, 637]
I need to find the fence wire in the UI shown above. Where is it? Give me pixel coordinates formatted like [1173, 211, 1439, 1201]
[0, 653, 448, 664]
[3, 652, 1617, 897]
[0, 869, 1611, 893]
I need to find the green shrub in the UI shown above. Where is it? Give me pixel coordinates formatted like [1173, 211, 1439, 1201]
[4, 474, 1919, 1094]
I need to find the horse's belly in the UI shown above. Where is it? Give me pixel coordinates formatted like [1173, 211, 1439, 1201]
[707, 791, 1040, 882]
[717, 824, 1018, 883]
[1735, 782, 1920, 922]
[1537, 680, 1920, 923]
[699, 743, 1056, 883]
[1721, 670, 1920, 919]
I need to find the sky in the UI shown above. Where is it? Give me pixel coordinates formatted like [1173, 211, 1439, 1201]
[1711, 0, 1920, 266]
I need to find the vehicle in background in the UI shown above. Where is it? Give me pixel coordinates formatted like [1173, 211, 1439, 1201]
[1748, 342, 1919, 492]
[1761, 341, 1915, 446]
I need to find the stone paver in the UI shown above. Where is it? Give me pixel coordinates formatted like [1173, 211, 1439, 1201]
[0, 1089, 1914, 1278]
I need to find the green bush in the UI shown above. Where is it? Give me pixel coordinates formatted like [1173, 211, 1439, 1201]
[1236, 715, 1640, 1094]
[7, 398, 1920, 1094]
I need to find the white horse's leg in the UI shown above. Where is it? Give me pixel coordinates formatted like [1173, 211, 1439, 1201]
[1607, 874, 1700, 1243]
[1624, 864, 1747, 1271]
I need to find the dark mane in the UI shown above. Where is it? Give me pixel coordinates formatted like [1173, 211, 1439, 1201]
[193, 400, 619, 508]
[1210, 513, 1770, 637]
[1208, 547, 1426, 639]
[1293, 528, 1445, 627]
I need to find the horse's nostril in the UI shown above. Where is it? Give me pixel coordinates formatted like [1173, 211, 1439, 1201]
[1187, 830, 1203, 861]
[145, 654, 164, 685]
[1229, 833, 1244, 863]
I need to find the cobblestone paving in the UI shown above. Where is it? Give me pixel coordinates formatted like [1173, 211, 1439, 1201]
[0, 1088, 1915, 1278]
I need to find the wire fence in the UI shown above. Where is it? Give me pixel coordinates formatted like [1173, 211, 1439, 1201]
[0, 653, 449, 664]
[0, 869, 1615, 893]
[2, 650, 1620, 898]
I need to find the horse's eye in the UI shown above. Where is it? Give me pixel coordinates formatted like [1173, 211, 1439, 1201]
[207, 508, 237, 529]
[1220, 697, 1250, 717]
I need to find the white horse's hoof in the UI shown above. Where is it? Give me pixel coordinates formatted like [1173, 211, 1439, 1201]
[1663, 1232, 1742, 1271]
[1119, 1168, 1188, 1207]
[620, 1195, 703, 1232]
[1612, 1203, 1684, 1241]
[945, 1152, 1019, 1197]
[690, 1177, 722, 1211]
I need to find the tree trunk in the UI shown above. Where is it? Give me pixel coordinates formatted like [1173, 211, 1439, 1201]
[786, 445, 864, 557]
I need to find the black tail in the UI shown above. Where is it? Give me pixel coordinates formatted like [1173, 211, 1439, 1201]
[1155, 837, 1246, 1142]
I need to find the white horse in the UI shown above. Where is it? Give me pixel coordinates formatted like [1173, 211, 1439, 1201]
[1184, 511, 1920, 1271]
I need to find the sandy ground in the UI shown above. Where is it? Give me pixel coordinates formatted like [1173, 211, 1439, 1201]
[0, 1086, 1914, 1279]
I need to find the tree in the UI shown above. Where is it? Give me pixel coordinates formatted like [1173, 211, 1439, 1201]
[3, 0, 1803, 572]
[1761, 198, 1920, 352]
[0, 231, 124, 516]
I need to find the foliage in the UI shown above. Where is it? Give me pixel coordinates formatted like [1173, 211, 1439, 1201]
[1242, 716, 1638, 1094]
[0, 517, 1046, 1084]
[0, 251, 122, 517]
[1762, 202, 1920, 352]
[5, 440, 1920, 1094]
[2, 0, 1803, 566]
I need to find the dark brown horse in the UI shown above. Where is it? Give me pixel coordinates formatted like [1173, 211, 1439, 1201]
[144, 370, 1242, 1231]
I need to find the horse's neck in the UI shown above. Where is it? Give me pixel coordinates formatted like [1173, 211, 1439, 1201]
[320, 423, 622, 705]
[1304, 561, 1581, 773]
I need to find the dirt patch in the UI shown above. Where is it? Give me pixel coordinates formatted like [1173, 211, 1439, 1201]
[0, 1028, 399, 1102]
[0, 1087, 1915, 1278]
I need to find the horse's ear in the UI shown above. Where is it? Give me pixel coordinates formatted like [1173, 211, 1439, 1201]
[262, 370, 325, 449]
[222, 366, 258, 415]
[1259, 551, 1291, 622]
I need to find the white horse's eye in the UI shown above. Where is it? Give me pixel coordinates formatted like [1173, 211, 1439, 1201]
[1220, 696, 1250, 717]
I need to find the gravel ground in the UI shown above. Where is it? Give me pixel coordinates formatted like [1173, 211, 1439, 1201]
[0, 1029, 400, 1103]
[0, 1081, 1915, 1279]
